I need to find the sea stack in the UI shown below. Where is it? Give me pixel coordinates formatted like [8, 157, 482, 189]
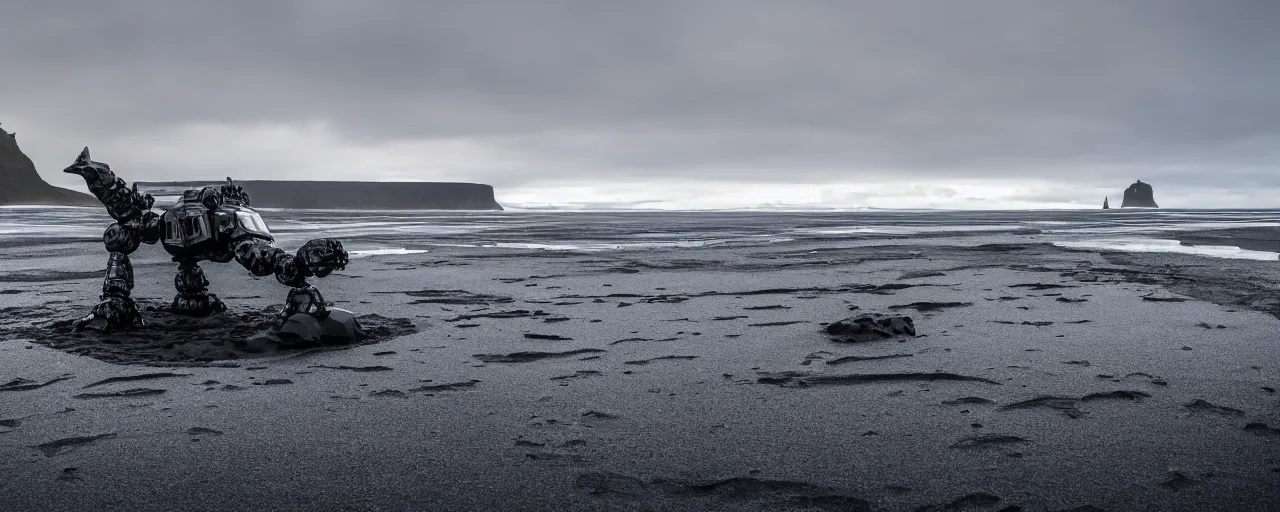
[0, 124, 97, 206]
[1102, 197, 1110, 209]
[1120, 180, 1158, 208]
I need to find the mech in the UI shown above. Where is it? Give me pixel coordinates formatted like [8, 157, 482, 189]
[63, 147, 359, 341]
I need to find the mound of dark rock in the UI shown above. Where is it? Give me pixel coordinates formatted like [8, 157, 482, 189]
[6, 302, 418, 366]
[1121, 180, 1159, 208]
[0, 124, 97, 206]
[825, 313, 916, 342]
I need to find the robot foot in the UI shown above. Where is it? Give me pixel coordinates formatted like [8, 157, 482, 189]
[72, 297, 144, 332]
[171, 259, 226, 316]
[171, 292, 227, 317]
[279, 284, 328, 322]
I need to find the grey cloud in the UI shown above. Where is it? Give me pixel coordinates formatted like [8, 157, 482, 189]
[3, 0, 1279, 198]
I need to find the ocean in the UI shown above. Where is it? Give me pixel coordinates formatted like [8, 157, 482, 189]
[2, 207, 1277, 264]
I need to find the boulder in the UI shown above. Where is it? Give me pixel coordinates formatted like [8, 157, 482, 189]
[278, 308, 367, 344]
[825, 313, 916, 342]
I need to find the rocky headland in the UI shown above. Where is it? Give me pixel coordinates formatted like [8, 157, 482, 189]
[0, 125, 97, 206]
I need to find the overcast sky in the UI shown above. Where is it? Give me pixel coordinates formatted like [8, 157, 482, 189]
[3, 1, 1278, 209]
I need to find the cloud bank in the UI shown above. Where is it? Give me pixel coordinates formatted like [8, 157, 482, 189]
[3, 1, 1278, 208]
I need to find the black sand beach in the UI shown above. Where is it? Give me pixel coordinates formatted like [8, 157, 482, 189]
[2, 209, 1279, 511]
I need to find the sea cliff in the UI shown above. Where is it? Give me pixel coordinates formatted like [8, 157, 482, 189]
[137, 180, 503, 210]
[0, 125, 98, 206]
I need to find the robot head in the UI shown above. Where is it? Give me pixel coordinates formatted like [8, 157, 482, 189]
[62, 147, 115, 188]
[65, 147, 155, 216]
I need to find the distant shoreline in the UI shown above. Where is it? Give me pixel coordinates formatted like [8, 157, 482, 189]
[135, 180, 504, 211]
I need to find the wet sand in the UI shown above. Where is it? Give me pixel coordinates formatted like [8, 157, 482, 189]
[2, 236, 1280, 511]
[1175, 226, 1280, 254]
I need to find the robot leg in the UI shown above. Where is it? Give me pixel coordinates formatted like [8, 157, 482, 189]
[170, 259, 227, 316]
[72, 251, 143, 332]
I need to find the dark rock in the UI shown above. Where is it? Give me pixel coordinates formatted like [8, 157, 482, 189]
[1120, 180, 1159, 208]
[825, 314, 915, 343]
[278, 308, 366, 344]
[0, 124, 97, 206]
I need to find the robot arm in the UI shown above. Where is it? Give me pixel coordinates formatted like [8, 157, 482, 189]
[233, 238, 348, 286]
[234, 238, 294, 280]
[234, 237, 349, 319]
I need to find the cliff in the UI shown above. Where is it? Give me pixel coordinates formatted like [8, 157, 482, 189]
[0, 125, 98, 206]
[1120, 180, 1159, 208]
[136, 180, 503, 210]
